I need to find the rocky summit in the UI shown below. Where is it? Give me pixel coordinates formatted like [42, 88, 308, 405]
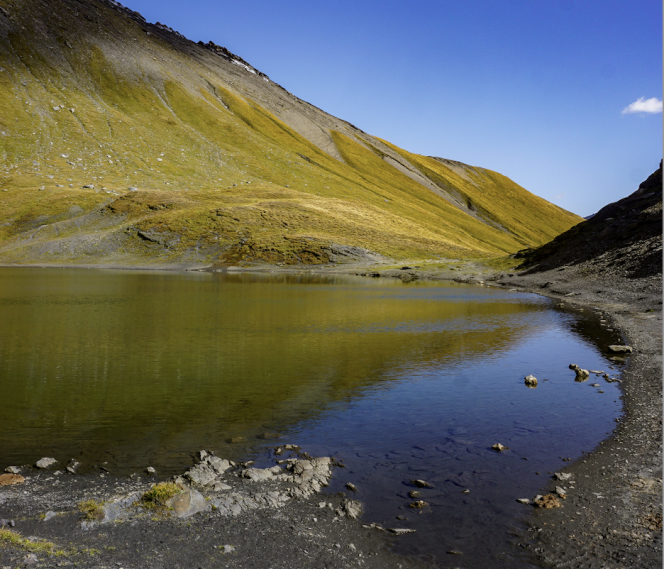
[0, 0, 581, 267]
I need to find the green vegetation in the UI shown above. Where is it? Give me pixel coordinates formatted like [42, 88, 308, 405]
[0, 528, 60, 554]
[140, 482, 181, 509]
[78, 499, 105, 521]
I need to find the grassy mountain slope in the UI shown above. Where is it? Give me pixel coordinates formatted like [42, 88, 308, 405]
[0, 0, 582, 266]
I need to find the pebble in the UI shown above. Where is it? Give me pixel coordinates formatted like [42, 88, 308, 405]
[492, 443, 508, 452]
[411, 479, 432, 488]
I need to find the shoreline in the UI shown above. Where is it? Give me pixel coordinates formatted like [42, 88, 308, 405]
[0, 261, 661, 568]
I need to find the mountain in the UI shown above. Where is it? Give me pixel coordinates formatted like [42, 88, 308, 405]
[518, 162, 662, 279]
[0, 0, 581, 267]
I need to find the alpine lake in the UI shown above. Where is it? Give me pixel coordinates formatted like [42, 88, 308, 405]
[0, 267, 626, 567]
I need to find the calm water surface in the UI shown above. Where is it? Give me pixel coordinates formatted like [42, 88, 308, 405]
[0, 268, 625, 567]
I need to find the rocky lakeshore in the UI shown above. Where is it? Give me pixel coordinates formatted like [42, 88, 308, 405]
[1, 447, 433, 568]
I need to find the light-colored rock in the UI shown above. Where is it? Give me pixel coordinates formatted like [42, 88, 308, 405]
[146, 466, 156, 474]
[608, 345, 633, 353]
[66, 460, 81, 474]
[516, 498, 531, 505]
[167, 489, 208, 518]
[492, 443, 508, 452]
[554, 472, 573, 481]
[409, 500, 428, 509]
[335, 498, 362, 519]
[346, 482, 357, 492]
[554, 486, 567, 497]
[388, 528, 416, 535]
[35, 457, 57, 469]
[4, 466, 21, 474]
[411, 479, 432, 488]
[591, 383, 601, 387]
[43, 511, 57, 521]
[524, 374, 538, 387]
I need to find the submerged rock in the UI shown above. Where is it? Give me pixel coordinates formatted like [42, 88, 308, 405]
[411, 479, 432, 488]
[491, 443, 508, 452]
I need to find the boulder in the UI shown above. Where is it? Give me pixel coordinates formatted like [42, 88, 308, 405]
[167, 489, 208, 518]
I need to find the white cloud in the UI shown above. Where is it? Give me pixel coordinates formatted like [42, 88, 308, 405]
[621, 97, 663, 115]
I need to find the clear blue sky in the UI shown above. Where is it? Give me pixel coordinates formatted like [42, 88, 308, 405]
[127, 0, 662, 217]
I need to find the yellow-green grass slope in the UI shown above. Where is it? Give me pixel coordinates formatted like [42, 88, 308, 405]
[0, 0, 582, 267]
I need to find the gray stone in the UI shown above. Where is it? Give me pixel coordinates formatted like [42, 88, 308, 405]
[569, 364, 590, 381]
[555, 486, 567, 497]
[591, 383, 601, 388]
[388, 528, 416, 535]
[608, 345, 633, 354]
[346, 482, 358, 492]
[411, 479, 432, 488]
[82, 184, 94, 189]
[166, 489, 208, 518]
[146, 466, 156, 474]
[516, 498, 531, 505]
[554, 472, 573, 481]
[35, 457, 57, 469]
[491, 443, 508, 452]
[4, 466, 21, 474]
[335, 498, 362, 519]
[43, 511, 57, 521]
[66, 459, 81, 474]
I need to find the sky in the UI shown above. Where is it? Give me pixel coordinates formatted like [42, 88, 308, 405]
[126, 0, 662, 217]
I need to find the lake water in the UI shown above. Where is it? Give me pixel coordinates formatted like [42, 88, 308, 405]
[0, 268, 624, 567]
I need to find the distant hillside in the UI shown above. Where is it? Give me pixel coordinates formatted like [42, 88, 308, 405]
[518, 162, 662, 279]
[0, 0, 581, 267]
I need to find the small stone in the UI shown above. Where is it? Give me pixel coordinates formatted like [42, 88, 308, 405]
[492, 443, 508, 452]
[0, 473, 25, 486]
[4, 466, 21, 474]
[554, 486, 567, 497]
[411, 479, 432, 488]
[461, 489, 470, 494]
[220, 545, 235, 554]
[608, 345, 632, 354]
[591, 383, 601, 388]
[388, 528, 416, 535]
[517, 498, 531, 505]
[524, 374, 538, 387]
[127, 186, 138, 191]
[82, 184, 94, 189]
[146, 466, 156, 474]
[36, 457, 57, 469]
[346, 482, 358, 493]
[43, 511, 57, 521]
[408, 490, 421, 498]
[409, 500, 428, 509]
[447, 550, 463, 555]
[554, 472, 573, 481]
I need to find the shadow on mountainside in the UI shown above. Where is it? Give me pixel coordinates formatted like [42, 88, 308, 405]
[516, 161, 662, 279]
